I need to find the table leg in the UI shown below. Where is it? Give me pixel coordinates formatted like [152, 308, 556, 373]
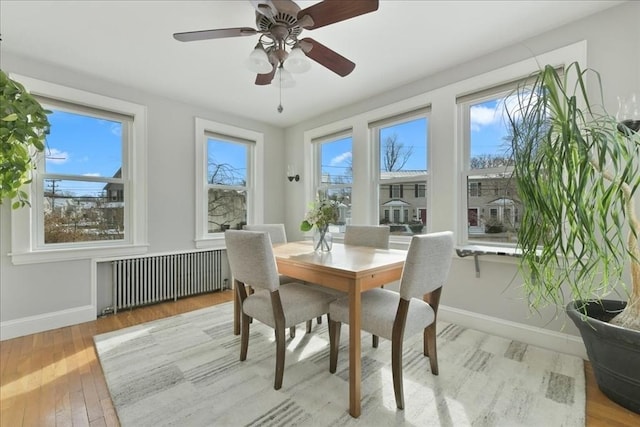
[349, 281, 362, 418]
[233, 279, 240, 335]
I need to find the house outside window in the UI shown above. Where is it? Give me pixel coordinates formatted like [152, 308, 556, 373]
[469, 182, 482, 197]
[459, 86, 522, 244]
[372, 108, 429, 236]
[37, 107, 127, 244]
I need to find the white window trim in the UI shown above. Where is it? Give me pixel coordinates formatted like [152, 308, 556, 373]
[194, 117, 264, 249]
[455, 40, 587, 249]
[9, 74, 148, 265]
[370, 108, 431, 244]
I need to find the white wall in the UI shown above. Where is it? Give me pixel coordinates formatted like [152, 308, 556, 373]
[0, 52, 286, 339]
[282, 1, 640, 356]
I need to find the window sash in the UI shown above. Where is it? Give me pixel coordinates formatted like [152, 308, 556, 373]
[34, 106, 131, 248]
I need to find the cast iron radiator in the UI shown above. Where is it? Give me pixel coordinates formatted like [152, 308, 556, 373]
[111, 249, 226, 313]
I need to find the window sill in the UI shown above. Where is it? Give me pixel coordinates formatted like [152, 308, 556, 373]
[455, 244, 521, 277]
[9, 244, 149, 265]
[194, 236, 227, 250]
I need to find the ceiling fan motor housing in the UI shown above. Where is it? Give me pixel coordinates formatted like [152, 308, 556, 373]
[256, 0, 303, 41]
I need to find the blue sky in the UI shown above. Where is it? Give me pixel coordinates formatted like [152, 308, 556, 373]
[44, 110, 122, 196]
[320, 100, 510, 177]
[469, 98, 511, 158]
[45, 98, 509, 196]
[207, 138, 247, 185]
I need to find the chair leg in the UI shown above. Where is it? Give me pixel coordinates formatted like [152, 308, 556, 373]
[275, 324, 286, 390]
[391, 332, 405, 409]
[329, 319, 341, 373]
[240, 312, 250, 361]
[290, 326, 296, 339]
[306, 320, 312, 333]
[424, 323, 439, 375]
[372, 335, 379, 348]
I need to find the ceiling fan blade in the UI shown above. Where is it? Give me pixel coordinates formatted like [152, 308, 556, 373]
[255, 64, 277, 85]
[173, 27, 257, 42]
[300, 37, 355, 77]
[298, 0, 379, 30]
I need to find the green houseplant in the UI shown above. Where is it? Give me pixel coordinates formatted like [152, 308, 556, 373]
[507, 62, 640, 412]
[0, 69, 50, 208]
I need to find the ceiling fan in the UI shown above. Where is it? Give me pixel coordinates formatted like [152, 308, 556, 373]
[173, 0, 379, 87]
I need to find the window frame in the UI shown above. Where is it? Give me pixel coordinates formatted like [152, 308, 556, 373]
[370, 107, 430, 242]
[194, 117, 264, 248]
[458, 84, 519, 247]
[457, 66, 564, 247]
[34, 100, 130, 248]
[311, 130, 353, 233]
[9, 74, 148, 265]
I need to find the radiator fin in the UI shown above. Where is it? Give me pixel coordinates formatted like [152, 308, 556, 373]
[112, 250, 224, 312]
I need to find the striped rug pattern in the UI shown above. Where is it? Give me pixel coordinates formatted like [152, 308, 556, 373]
[94, 302, 585, 426]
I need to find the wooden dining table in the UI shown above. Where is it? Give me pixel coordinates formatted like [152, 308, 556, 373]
[232, 241, 407, 418]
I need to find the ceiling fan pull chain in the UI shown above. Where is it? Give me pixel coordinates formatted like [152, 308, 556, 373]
[277, 72, 284, 113]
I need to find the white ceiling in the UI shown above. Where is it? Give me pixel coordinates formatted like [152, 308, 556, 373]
[1, 1, 623, 128]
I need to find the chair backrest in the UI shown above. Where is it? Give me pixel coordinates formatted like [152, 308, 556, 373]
[344, 225, 390, 249]
[399, 231, 454, 300]
[225, 230, 280, 292]
[243, 224, 287, 244]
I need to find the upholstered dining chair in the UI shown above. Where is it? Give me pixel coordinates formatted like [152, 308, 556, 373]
[344, 224, 390, 347]
[243, 223, 287, 245]
[344, 224, 390, 249]
[243, 224, 310, 337]
[225, 230, 337, 390]
[328, 231, 454, 409]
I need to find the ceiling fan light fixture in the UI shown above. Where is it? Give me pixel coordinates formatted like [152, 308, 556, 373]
[273, 66, 295, 88]
[283, 45, 311, 73]
[245, 43, 272, 74]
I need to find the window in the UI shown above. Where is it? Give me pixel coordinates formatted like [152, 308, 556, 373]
[459, 86, 521, 244]
[206, 137, 249, 233]
[9, 75, 147, 264]
[37, 105, 127, 244]
[469, 182, 482, 197]
[195, 118, 263, 247]
[371, 108, 429, 236]
[314, 133, 352, 231]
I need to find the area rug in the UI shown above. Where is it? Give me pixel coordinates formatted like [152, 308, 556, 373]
[94, 302, 585, 426]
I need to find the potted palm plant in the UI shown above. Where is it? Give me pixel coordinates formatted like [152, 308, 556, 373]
[0, 70, 50, 208]
[507, 62, 640, 413]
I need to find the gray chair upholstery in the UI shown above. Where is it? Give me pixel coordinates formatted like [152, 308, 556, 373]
[225, 230, 336, 390]
[344, 225, 390, 249]
[344, 224, 390, 347]
[244, 223, 287, 244]
[328, 231, 454, 409]
[242, 224, 309, 336]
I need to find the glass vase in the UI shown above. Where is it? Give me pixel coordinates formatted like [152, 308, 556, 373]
[313, 225, 333, 252]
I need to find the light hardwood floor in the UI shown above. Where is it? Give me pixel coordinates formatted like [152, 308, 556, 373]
[1, 290, 639, 426]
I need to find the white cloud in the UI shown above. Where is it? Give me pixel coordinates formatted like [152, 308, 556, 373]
[330, 151, 352, 166]
[110, 123, 122, 136]
[45, 148, 69, 164]
[470, 104, 501, 132]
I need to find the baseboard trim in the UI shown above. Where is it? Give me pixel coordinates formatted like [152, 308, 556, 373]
[439, 305, 588, 360]
[0, 305, 96, 341]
